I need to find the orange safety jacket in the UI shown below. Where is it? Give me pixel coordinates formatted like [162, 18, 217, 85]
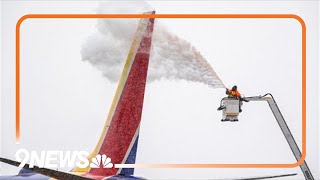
[228, 89, 241, 98]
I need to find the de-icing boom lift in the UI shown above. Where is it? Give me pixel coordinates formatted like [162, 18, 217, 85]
[219, 93, 314, 180]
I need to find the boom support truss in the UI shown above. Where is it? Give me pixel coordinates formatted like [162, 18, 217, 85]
[245, 94, 314, 180]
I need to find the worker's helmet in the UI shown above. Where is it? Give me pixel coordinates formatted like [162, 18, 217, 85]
[232, 85, 237, 90]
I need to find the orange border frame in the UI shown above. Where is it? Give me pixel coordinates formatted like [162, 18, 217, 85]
[15, 14, 306, 169]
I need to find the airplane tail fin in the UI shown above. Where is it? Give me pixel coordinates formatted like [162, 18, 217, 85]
[72, 11, 155, 177]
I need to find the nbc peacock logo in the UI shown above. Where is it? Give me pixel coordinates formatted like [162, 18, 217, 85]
[90, 154, 113, 168]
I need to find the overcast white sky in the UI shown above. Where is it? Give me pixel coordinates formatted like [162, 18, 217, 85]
[1, 1, 319, 179]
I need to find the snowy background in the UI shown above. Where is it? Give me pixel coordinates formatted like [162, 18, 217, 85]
[1, 1, 319, 179]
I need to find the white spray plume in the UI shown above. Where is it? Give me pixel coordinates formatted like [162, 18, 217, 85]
[81, 2, 225, 88]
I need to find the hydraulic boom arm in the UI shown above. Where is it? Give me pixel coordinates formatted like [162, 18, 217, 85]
[244, 94, 314, 180]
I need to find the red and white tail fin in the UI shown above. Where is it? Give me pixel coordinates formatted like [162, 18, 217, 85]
[73, 11, 155, 177]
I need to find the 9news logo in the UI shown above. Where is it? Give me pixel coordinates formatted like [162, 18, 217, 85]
[15, 148, 113, 169]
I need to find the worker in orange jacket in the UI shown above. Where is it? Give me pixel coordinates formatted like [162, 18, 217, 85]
[217, 85, 248, 112]
[225, 85, 248, 112]
[226, 85, 241, 98]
